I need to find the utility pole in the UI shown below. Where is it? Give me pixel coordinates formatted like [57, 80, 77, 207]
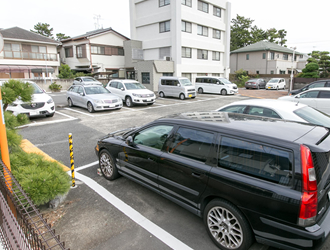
[290, 47, 296, 92]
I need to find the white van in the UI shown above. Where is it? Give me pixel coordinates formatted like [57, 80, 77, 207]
[158, 77, 196, 100]
[195, 76, 238, 95]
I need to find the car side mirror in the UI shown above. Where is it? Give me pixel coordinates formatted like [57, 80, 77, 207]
[79, 92, 84, 96]
[177, 83, 181, 87]
[295, 95, 300, 99]
[126, 136, 136, 147]
[121, 88, 125, 91]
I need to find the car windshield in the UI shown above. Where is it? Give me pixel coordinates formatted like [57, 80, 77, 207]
[30, 83, 43, 94]
[179, 79, 193, 86]
[220, 78, 233, 85]
[124, 82, 146, 90]
[83, 77, 98, 82]
[85, 86, 110, 95]
[269, 79, 279, 83]
[294, 106, 330, 127]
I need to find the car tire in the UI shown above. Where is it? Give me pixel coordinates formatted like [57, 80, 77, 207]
[204, 199, 253, 250]
[125, 96, 133, 107]
[159, 92, 165, 98]
[46, 112, 55, 117]
[198, 88, 204, 94]
[99, 149, 119, 181]
[221, 89, 227, 95]
[87, 102, 95, 113]
[68, 98, 73, 107]
[276, 85, 279, 90]
[179, 93, 185, 100]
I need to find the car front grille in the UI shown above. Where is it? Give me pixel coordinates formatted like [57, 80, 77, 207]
[142, 99, 154, 103]
[104, 99, 119, 103]
[21, 102, 45, 110]
[188, 89, 195, 92]
[141, 94, 154, 98]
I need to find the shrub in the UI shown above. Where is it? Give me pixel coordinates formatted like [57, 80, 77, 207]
[49, 82, 62, 91]
[10, 151, 71, 206]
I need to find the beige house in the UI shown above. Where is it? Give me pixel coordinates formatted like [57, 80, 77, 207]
[230, 41, 307, 75]
[0, 27, 60, 79]
[58, 28, 129, 80]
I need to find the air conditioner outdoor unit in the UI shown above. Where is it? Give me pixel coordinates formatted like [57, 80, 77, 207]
[163, 56, 171, 61]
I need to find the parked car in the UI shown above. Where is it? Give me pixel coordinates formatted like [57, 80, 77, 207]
[158, 76, 196, 99]
[95, 112, 330, 250]
[245, 79, 266, 89]
[73, 76, 103, 86]
[289, 79, 330, 96]
[105, 79, 155, 107]
[279, 87, 330, 114]
[66, 85, 122, 113]
[265, 78, 286, 90]
[0, 80, 55, 117]
[216, 99, 330, 127]
[195, 76, 238, 95]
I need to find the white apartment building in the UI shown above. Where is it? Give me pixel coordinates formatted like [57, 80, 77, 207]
[129, 0, 231, 89]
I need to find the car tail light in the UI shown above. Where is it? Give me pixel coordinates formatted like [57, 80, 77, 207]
[299, 145, 318, 226]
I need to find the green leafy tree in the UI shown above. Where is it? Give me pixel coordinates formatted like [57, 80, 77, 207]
[230, 15, 287, 51]
[30, 22, 54, 38]
[58, 64, 74, 79]
[300, 63, 319, 78]
[318, 51, 330, 78]
[56, 33, 70, 41]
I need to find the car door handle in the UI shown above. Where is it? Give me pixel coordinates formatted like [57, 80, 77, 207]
[192, 172, 201, 178]
[148, 157, 155, 162]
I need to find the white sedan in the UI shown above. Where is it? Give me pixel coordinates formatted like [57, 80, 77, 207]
[265, 78, 286, 90]
[279, 87, 330, 114]
[216, 99, 330, 127]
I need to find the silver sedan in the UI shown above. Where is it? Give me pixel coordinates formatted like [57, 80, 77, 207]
[66, 85, 122, 113]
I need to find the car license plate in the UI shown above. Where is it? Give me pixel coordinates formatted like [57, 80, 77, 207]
[268, 87, 271, 89]
[328, 191, 330, 201]
[29, 111, 39, 116]
[147, 99, 151, 102]
[189, 94, 192, 98]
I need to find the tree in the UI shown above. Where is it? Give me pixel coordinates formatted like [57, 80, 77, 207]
[30, 22, 54, 38]
[230, 15, 287, 51]
[57, 64, 74, 79]
[56, 33, 70, 41]
[305, 51, 330, 78]
[299, 63, 319, 78]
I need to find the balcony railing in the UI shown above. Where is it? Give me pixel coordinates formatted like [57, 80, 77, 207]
[3, 51, 58, 61]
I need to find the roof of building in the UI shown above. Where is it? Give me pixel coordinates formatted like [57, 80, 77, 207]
[0, 27, 60, 44]
[61, 27, 130, 43]
[231, 41, 303, 55]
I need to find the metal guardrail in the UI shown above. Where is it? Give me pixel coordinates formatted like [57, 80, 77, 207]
[0, 159, 69, 250]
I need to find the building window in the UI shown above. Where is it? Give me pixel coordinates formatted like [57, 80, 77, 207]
[182, 47, 192, 58]
[65, 46, 73, 58]
[198, 1, 209, 13]
[279, 70, 286, 74]
[160, 21, 170, 33]
[212, 51, 220, 61]
[283, 54, 288, 60]
[197, 25, 208, 36]
[182, 21, 192, 33]
[213, 29, 221, 39]
[163, 73, 173, 76]
[4, 43, 21, 58]
[182, 73, 191, 81]
[256, 71, 259, 74]
[246, 54, 249, 60]
[142, 72, 150, 84]
[213, 6, 221, 17]
[91, 46, 105, 55]
[197, 49, 208, 60]
[270, 70, 274, 74]
[76, 46, 83, 58]
[270, 52, 275, 60]
[181, 0, 192, 7]
[262, 53, 266, 59]
[159, 0, 170, 7]
[159, 47, 171, 59]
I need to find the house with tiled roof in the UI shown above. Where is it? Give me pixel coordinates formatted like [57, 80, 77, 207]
[230, 41, 307, 75]
[0, 27, 60, 79]
[58, 27, 130, 79]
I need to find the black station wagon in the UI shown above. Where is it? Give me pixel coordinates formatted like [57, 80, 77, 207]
[95, 112, 330, 250]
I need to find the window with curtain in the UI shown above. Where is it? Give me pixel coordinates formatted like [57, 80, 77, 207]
[182, 47, 192, 58]
[197, 25, 208, 36]
[160, 21, 170, 33]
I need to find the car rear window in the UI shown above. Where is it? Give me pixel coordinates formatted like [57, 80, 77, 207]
[294, 106, 330, 127]
[218, 136, 293, 185]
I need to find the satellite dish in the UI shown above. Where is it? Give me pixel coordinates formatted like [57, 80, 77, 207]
[0, 33, 4, 53]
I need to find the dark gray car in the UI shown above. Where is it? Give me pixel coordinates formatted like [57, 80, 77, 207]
[245, 78, 266, 89]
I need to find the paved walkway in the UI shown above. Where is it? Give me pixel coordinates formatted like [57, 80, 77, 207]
[238, 88, 289, 99]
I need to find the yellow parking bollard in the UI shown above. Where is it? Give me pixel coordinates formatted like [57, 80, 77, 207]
[68, 133, 75, 188]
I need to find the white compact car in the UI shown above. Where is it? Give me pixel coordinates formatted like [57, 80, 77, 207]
[1, 80, 55, 117]
[266, 78, 286, 90]
[106, 79, 156, 107]
[195, 76, 238, 95]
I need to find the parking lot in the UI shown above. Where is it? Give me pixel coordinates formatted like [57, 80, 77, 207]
[19, 88, 318, 250]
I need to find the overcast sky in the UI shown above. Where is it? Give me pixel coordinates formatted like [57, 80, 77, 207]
[1, 0, 329, 54]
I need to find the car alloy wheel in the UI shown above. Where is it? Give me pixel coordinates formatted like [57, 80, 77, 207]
[204, 199, 253, 250]
[68, 98, 73, 107]
[198, 88, 204, 94]
[221, 89, 227, 95]
[87, 102, 95, 113]
[126, 96, 133, 107]
[179, 93, 185, 100]
[99, 150, 119, 180]
[159, 92, 165, 98]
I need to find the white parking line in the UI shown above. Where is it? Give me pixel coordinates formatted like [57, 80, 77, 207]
[64, 108, 95, 117]
[72, 166, 193, 250]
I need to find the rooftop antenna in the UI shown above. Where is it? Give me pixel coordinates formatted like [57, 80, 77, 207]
[93, 14, 103, 30]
